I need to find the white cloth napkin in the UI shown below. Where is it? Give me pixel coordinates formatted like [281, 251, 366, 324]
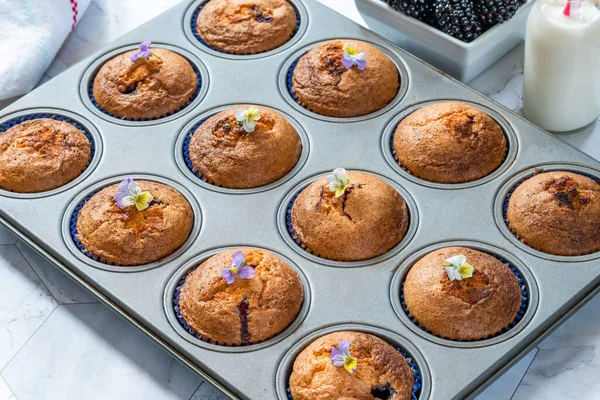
[0, 0, 91, 101]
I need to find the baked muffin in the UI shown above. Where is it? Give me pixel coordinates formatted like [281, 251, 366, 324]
[93, 45, 197, 119]
[393, 102, 507, 184]
[403, 247, 522, 341]
[178, 248, 304, 345]
[290, 331, 414, 400]
[292, 40, 399, 117]
[507, 171, 600, 256]
[290, 169, 409, 261]
[76, 179, 193, 265]
[196, 0, 297, 54]
[0, 118, 91, 193]
[188, 105, 302, 188]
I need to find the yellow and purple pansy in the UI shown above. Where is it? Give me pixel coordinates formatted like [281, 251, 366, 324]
[443, 254, 475, 281]
[331, 340, 357, 373]
[341, 44, 366, 71]
[221, 251, 256, 285]
[113, 178, 154, 211]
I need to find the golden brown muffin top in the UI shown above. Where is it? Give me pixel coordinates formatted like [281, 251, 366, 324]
[188, 106, 302, 188]
[92, 48, 197, 119]
[291, 171, 409, 261]
[0, 119, 90, 193]
[393, 102, 507, 184]
[507, 171, 600, 256]
[196, 0, 297, 54]
[290, 331, 414, 400]
[76, 180, 193, 266]
[179, 248, 304, 345]
[292, 40, 399, 118]
[403, 247, 522, 341]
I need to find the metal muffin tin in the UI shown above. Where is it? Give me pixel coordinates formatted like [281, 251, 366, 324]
[1, 0, 599, 399]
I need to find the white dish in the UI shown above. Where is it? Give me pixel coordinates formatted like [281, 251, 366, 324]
[355, 0, 534, 82]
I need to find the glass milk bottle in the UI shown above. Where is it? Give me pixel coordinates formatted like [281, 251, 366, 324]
[523, 0, 600, 132]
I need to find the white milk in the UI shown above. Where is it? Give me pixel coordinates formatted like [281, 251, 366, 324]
[523, 0, 600, 132]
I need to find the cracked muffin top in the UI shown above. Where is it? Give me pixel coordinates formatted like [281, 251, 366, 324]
[178, 248, 304, 345]
[0, 118, 91, 193]
[290, 170, 409, 261]
[92, 48, 197, 119]
[393, 102, 507, 184]
[403, 247, 522, 341]
[188, 105, 302, 188]
[196, 0, 297, 54]
[507, 171, 600, 256]
[76, 180, 193, 266]
[292, 40, 400, 118]
[289, 331, 414, 400]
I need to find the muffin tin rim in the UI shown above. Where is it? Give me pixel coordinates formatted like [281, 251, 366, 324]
[274, 322, 432, 400]
[60, 173, 203, 273]
[174, 103, 311, 194]
[78, 42, 210, 127]
[162, 245, 312, 353]
[389, 240, 539, 349]
[276, 169, 419, 268]
[494, 163, 600, 262]
[381, 99, 519, 190]
[277, 37, 411, 123]
[183, 0, 309, 60]
[0, 108, 104, 200]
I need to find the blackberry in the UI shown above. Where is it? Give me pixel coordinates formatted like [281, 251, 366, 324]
[475, 0, 527, 29]
[434, 0, 483, 42]
[384, 0, 436, 26]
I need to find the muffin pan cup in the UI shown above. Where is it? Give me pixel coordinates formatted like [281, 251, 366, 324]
[1, 0, 600, 399]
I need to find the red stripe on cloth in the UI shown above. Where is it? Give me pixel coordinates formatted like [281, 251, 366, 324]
[70, 0, 79, 31]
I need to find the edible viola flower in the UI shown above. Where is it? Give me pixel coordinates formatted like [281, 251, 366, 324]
[327, 168, 351, 198]
[235, 106, 262, 133]
[113, 178, 154, 211]
[341, 44, 366, 71]
[331, 340, 357, 373]
[130, 40, 162, 62]
[443, 254, 475, 281]
[221, 250, 256, 285]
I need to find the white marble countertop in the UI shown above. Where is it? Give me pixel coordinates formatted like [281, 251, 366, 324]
[0, 1, 599, 399]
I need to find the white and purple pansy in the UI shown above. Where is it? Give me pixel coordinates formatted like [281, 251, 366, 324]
[341, 44, 366, 71]
[130, 41, 162, 62]
[331, 339, 357, 373]
[443, 254, 475, 281]
[327, 168, 351, 198]
[221, 250, 256, 284]
[113, 178, 154, 211]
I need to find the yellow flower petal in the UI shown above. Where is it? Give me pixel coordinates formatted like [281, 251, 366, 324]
[344, 356, 357, 373]
[133, 191, 153, 211]
[335, 186, 346, 198]
[459, 263, 474, 279]
[343, 45, 357, 56]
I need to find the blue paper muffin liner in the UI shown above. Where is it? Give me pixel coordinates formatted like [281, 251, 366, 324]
[286, 347, 422, 400]
[502, 168, 600, 226]
[69, 188, 114, 264]
[286, 54, 309, 111]
[400, 255, 529, 342]
[0, 113, 96, 191]
[190, 0, 301, 54]
[172, 267, 255, 346]
[88, 59, 202, 122]
[182, 115, 214, 184]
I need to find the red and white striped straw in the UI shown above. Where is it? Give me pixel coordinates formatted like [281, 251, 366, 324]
[563, 0, 583, 17]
